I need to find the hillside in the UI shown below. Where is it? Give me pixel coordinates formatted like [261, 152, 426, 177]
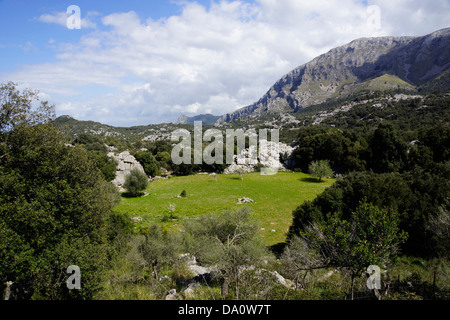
[216, 27, 450, 124]
[177, 113, 220, 125]
[53, 115, 196, 141]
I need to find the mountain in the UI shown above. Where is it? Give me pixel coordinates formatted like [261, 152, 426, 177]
[53, 115, 193, 141]
[216, 27, 450, 124]
[176, 113, 220, 125]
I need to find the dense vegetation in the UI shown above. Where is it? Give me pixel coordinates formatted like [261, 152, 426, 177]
[0, 82, 120, 299]
[1, 81, 449, 300]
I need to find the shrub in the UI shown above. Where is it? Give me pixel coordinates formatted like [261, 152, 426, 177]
[124, 169, 148, 196]
[308, 160, 334, 182]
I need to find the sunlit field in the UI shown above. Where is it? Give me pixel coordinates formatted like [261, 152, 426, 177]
[115, 171, 335, 246]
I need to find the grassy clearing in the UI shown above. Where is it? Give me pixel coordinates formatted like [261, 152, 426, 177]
[114, 171, 334, 246]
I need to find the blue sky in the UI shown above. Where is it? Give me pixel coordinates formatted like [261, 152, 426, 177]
[0, 0, 449, 126]
[0, 0, 205, 70]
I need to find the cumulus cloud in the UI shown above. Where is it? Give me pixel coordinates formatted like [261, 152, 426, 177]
[37, 10, 98, 29]
[4, 0, 450, 126]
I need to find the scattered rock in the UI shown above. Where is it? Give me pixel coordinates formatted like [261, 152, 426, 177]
[183, 282, 199, 298]
[165, 289, 178, 300]
[179, 253, 213, 277]
[159, 275, 170, 282]
[271, 271, 295, 289]
[237, 197, 254, 204]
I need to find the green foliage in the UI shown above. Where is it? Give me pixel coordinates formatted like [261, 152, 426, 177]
[308, 160, 334, 182]
[155, 151, 171, 165]
[88, 151, 117, 181]
[0, 132, 113, 298]
[123, 168, 149, 196]
[0, 81, 55, 134]
[134, 151, 159, 177]
[368, 123, 407, 173]
[127, 224, 180, 282]
[304, 202, 407, 269]
[115, 172, 333, 246]
[318, 94, 450, 135]
[289, 169, 450, 257]
[184, 207, 270, 298]
[418, 124, 450, 163]
[73, 133, 108, 153]
[294, 126, 369, 173]
[0, 83, 118, 299]
[298, 202, 407, 298]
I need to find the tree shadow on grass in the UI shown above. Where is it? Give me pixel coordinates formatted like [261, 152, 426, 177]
[299, 177, 321, 183]
[269, 242, 287, 258]
[121, 192, 146, 198]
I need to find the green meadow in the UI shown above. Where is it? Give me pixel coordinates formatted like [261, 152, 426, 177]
[115, 171, 334, 246]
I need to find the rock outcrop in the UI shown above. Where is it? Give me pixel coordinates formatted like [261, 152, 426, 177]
[223, 141, 295, 174]
[108, 151, 146, 187]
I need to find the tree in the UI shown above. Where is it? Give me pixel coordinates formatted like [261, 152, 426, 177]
[123, 168, 148, 196]
[0, 81, 54, 134]
[0, 82, 117, 299]
[127, 224, 179, 283]
[419, 124, 450, 163]
[184, 208, 268, 299]
[280, 235, 324, 290]
[368, 123, 407, 173]
[134, 151, 159, 177]
[88, 151, 117, 181]
[289, 170, 450, 257]
[299, 201, 407, 299]
[308, 160, 333, 182]
[427, 202, 450, 257]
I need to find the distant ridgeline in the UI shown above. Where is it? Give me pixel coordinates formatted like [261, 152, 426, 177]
[176, 114, 220, 125]
[216, 27, 450, 124]
[54, 28, 450, 143]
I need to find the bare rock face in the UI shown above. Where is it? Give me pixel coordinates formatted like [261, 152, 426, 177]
[108, 151, 146, 187]
[216, 28, 450, 124]
[223, 141, 295, 174]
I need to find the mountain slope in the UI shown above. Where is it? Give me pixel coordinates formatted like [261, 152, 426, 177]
[177, 113, 220, 125]
[216, 27, 450, 124]
[53, 115, 193, 140]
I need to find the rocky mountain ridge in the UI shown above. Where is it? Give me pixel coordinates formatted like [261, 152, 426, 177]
[216, 27, 450, 124]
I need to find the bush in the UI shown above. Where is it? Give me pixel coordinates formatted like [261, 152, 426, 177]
[124, 169, 148, 196]
[308, 160, 334, 182]
[289, 170, 450, 257]
[134, 151, 159, 177]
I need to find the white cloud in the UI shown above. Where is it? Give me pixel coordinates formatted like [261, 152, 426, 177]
[3, 0, 450, 126]
[37, 10, 97, 29]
